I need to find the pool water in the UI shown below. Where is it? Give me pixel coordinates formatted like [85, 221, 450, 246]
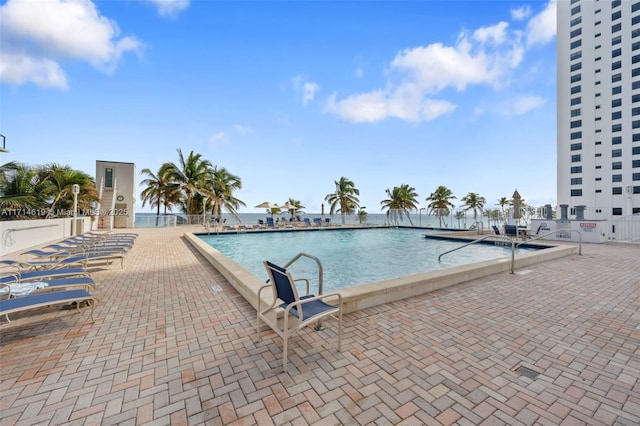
[198, 228, 534, 292]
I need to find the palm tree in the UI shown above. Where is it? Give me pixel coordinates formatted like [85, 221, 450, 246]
[206, 166, 246, 222]
[282, 197, 305, 221]
[0, 162, 43, 218]
[139, 164, 178, 225]
[454, 211, 465, 229]
[380, 184, 419, 225]
[36, 163, 97, 218]
[324, 176, 360, 224]
[426, 185, 456, 228]
[496, 197, 509, 223]
[460, 192, 486, 223]
[163, 149, 213, 215]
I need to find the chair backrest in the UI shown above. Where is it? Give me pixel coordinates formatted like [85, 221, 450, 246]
[304, 218, 311, 225]
[264, 261, 299, 305]
[266, 217, 275, 227]
[492, 225, 500, 235]
[313, 218, 322, 225]
[504, 225, 517, 236]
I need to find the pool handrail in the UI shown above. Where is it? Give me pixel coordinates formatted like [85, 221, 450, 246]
[438, 235, 514, 264]
[281, 252, 324, 296]
[516, 229, 582, 255]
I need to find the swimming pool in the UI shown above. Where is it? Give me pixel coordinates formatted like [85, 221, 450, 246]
[197, 227, 537, 292]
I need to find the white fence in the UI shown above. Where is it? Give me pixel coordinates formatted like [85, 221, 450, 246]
[611, 214, 640, 243]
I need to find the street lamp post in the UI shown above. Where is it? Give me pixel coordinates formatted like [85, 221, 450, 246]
[72, 184, 80, 235]
[419, 208, 426, 227]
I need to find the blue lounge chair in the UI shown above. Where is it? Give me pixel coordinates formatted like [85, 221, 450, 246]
[0, 276, 95, 298]
[266, 217, 275, 227]
[504, 225, 518, 237]
[0, 267, 89, 285]
[303, 218, 312, 226]
[258, 260, 343, 372]
[492, 225, 501, 235]
[0, 286, 97, 323]
[313, 218, 322, 226]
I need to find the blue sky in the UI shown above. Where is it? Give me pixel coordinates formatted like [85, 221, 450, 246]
[0, 0, 557, 214]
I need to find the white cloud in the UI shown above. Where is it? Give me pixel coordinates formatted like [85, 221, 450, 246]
[145, 0, 190, 17]
[355, 67, 364, 78]
[326, 1, 555, 123]
[511, 6, 531, 21]
[234, 125, 252, 135]
[302, 82, 319, 106]
[291, 75, 319, 106]
[526, 0, 556, 47]
[512, 95, 546, 115]
[0, 0, 141, 89]
[209, 132, 226, 148]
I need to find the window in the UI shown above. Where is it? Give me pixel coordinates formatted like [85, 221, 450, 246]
[613, 208, 623, 215]
[633, 160, 640, 168]
[596, 189, 602, 193]
[613, 149, 622, 157]
[595, 117, 602, 121]
[633, 15, 640, 25]
[634, 28, 640, 38]
[571, 189, 583, 196]
[634, 68, 640, 77]
[571, 166, 582, 174]
[634, 120, 640, 129]
[612, 124, 622, 132]
[634, 41, 640, 51]
[105, 168, 113, 188]
[571, 132, 582, 140]
[634, 55, 640, 64]
[571, 5, 580, 15]
[571, 178, 582, 185]
[596, 141, 602, 145]
[612, 61, 622, 70]
[633, 107, 640, 116]
[571, 142, 582, 151]
[613, 35, 622, 45]
[571, 28, 582, 38]
[634, 173, 640, 181]
[634, 146, 640, 155]
[613, 48, 622, 57]
[613, 187, 623, 195]
[612, 111, 622, 120]
[613, 162, 622, 170]
[596, 165, 602, 169]
[571, 120, 582, 128]
[572, 154, 581, 162]
[613, 174, 622, 182]
[634, 134, 640, 141]
[612, 11, 621, 20]
[571, 51, 582, 61]
[613, 136, 622, 144]
[595, 153, 602, 157]
[612, 99, 622, 107]
[596, 177, 602, 181]
[571, 97, 581, 106]
[633, 94, 640, 103]
[571, 74, 581, 83]
[571, 40, 582, 49]
[613, 0, 621, 8]
[613, 73, 622, 82]
[571, 86, 581, 94]
[571, 62, 582, 72]
[612, 23, 622, 33]
[633, 2, 640, 12]
[634, 81, 640, 90]
[571, 108, 581, 117]
[571, 16, 582, 27]
[613, 86, 622, 95]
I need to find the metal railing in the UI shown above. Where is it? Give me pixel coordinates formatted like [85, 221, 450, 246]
[438, 230, 582, 274]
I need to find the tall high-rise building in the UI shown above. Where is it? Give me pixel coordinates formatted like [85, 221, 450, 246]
[557, 0, 640, 229]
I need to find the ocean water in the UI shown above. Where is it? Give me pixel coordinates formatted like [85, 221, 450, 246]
[135, 211, 489, 229]
[198, 227, 534, 292]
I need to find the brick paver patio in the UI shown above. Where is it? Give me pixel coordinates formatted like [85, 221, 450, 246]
[1, 227, 638, 425]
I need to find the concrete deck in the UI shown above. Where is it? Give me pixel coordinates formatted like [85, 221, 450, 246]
[0, 227, 638, 425]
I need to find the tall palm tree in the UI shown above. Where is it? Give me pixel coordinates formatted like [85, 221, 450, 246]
[139, 164, 178, 225]
[426, 185, 456, 228]
[324, 176, 360, 224]
[496, 197, 509, 223]
[460, 192, 486, 222]
[283, 197, 305, 220]
[206, 166, 246, 221]
[163, 149, 213, 215]
[380, 184, 419, 225]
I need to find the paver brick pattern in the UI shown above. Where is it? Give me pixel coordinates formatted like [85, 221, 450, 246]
[1, 227, 638, 425]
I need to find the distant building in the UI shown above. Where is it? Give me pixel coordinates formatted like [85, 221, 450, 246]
[95, 161, 136, 229]
[557, 0, 640, 237]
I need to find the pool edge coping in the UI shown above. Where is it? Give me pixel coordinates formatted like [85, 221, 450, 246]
[183, 231, 578, 314]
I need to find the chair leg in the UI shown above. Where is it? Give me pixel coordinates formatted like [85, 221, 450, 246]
[283, 334, 288, 372]
[338, 312, 343, 352]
